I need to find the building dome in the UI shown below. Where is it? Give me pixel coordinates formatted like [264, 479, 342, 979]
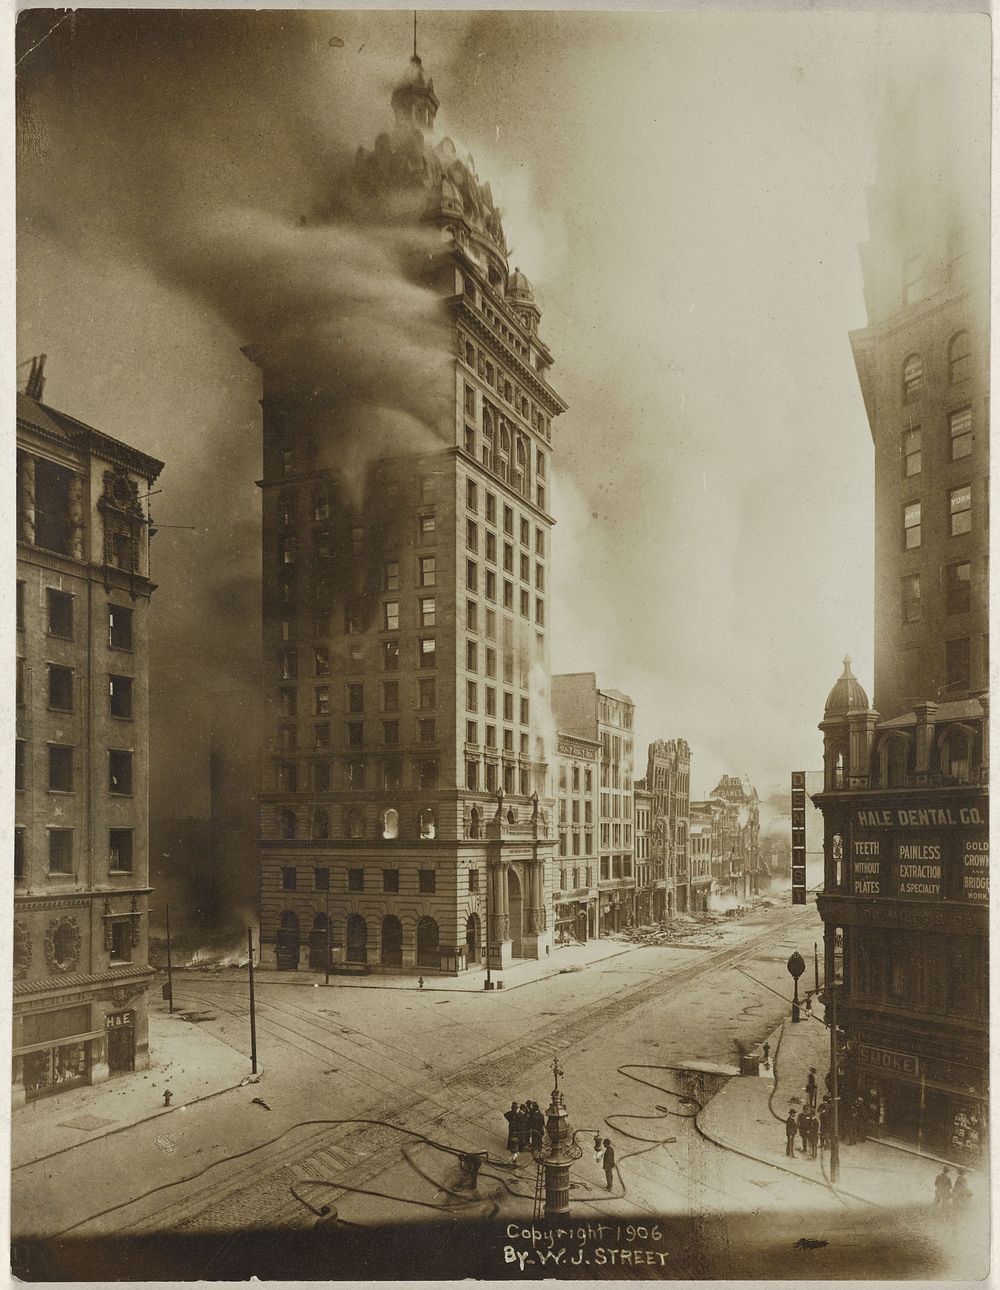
[824, 655, 870, 717]
[507, 267, 534, 300]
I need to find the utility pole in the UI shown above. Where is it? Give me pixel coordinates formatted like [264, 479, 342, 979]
[814, 941, 820, 995]
[324, 886, 331, 987]
[247, 926, 258, 1075]
[828, 933, 840, 1183]
[164, 904, 174, 1014]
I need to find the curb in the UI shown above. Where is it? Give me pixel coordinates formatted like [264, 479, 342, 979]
[12, 1069, 261, 1173]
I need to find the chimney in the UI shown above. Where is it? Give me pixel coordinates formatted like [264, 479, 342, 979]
[25, 354, 46, 402]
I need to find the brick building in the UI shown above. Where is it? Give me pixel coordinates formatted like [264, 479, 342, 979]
[633, 785, 654, 924]
[644, 739, 690, 916]
[14, 371, 163, 1103]
[253, 49, 565, 973]
[552, 675, 636, 934]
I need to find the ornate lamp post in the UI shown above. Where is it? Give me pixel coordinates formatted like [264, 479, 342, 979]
[787, 950, 805, 1023]
[537, 1057, 582, 1218]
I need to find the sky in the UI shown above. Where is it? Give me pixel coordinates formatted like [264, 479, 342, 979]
[15, 8, 991, 825]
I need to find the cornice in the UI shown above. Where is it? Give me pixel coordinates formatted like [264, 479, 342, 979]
[13, 964, 154, 998]
[454, 300, 567, 416]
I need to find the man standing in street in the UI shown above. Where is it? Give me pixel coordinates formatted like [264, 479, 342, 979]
[504, 1102, 520, 1162]
[797, 1106, 810, 1154]
[785, 1110, 798, 1157]
[806, 1109, 819, 1159]
[818, 1097, 831, 1151]
[602, 1138, 616, 1190]
[934, 1165, 952, 1207]
[806, 1068, 818, 1107]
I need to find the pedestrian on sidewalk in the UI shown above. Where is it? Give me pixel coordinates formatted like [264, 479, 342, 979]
[806, 1110, 819, 1159]
[818, 1099, 830, 1150]
[934, 1165, 952, 1207]
[952, 1170, 972, 1210]
[529, 1101, 545, 1151]
[602, 1138, 616, 1190]
[797, 1108, 810, 1154]
[784, 1110, 798, 1157]
[504, 1101, 520, 1161]
[806, 1068, 818, 1107]
[515, 1103, 530, 1153]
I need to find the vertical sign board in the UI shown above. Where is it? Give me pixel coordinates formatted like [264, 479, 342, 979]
[791, 771, 807, 905]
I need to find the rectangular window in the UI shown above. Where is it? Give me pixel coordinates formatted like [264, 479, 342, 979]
[949, 485, 972, 535]
[380, 682, 398, 712]
[49, 828, 73, 874]
[486, 493, 496, 523]
[467, 640, 478, 671]
[949, 408, 972, 460]
[486, 608, 496, 639]
[467, 679, 478, 711]
[351, 526, 364, 553]
[419, 513, 436, 539]
[344, 867, 363, 892]
[279, 648, 298, 679]
[384, 560, 400, 592]
[504, 581, 513, 609]
[419, 637, 436, 667]
[535, 563, 544, 591]
[466, 519, 478, 553]
[382, 758, 401, 791]
[503, 728, 513, 751]
[315, 686, 330, 715]
[382, 640, 399, 672]
[314, 647, 330, 677]
[536, 528, 545, 556]
[419, 869, 436, 894]
[468, 868, 479, 893]
[486, 647, 497, 678]
[467, 479, 478, 513]
[504, 505, 513, 535]
[48, 664, 74, 712]
[535, 598, 544, 626]
[383, 868, 400, 893]
[345, 604, 365, 635]
[466, 720, 478, 744]
[466, 760, 479, 790]
[382, 720, 399, 746]
[520, 517, 530, 545]
[314, 723, 331, 749]
[520, 696, 529, 725]
[904, 501, 921, 549]
[419, 556, 436, 587]
[467, 599, 478, 631]
[503, 652, 513, 684]
[347, 684, 363, 713]
[419, 718, 436, 743]
[112, 923, 134, 966]
[315, 867, 330, 890]
[47, 588, 73, 638]
[109, 829, 133, 873]
[14, 828, 24, 879]
[486, 570, 496, 602]
[109, 749, 133, 795]
[48, 744, 73, 792]
[902, 423, 924, 474]
[946, 561, 972, 615]
[347, 760, 366, 789]
[279, 687, 297, 717]
[109, 604, 133, 650]
[486, 686, 497, 717]
[419, 678, 436, 709]
[520, 553, 529, 582]
[347, 721, 364, 746]
[420, 597, 436, 627]
[503, 691, 514, 721]
[503, 542, 513, 573]
[945, 636, 971, 692]
[464, 384, 476, 417]
[486, 531, 496, 564]
[467, 560, 478, 593]
[520, 589, 529, 618]
[416, 760, 438, 790]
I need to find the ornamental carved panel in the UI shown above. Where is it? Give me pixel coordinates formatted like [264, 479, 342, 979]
[13, 920, 31, 980]
[45, 916, 81, 973]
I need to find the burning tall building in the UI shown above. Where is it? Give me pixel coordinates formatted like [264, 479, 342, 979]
[253, 44, 566, 973]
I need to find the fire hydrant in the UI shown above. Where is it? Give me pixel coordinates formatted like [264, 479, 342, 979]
[163, 1089, 173, 1107]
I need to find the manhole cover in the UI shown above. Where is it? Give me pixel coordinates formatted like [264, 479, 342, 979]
[154, 1134, 177, 1155]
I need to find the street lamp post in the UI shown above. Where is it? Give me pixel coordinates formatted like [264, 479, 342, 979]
[164, 904, 174, 1014]
[539, 1057, 582, 1218]
[787, 951, 805, 1023]
[827, 935, 841, 1183]
[484, 858, 493, 990]
[247, 926, 258, 1075]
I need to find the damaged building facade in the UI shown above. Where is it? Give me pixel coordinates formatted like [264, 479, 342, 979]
[254, 49, 566, 972]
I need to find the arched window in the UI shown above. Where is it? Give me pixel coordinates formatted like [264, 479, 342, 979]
[485, 362, 495, 387]
[381, 915, 403, 966]
[346, 914, 367, 964]
[506, 807, 516, 824]
[314, 808, 330, 841]
[383, 808, 399, 840]
[280, 809, 297, 840]
[500, 425, 511, 456]
[902, 354, 922, 404]
[419, 808, 436, 840]
[503, 380, 513, 403]
[280, 911, 300, 930]
[469, 807, 481, 840]
[949, 331, 972, 385]
[832, 833, 844, 888]
[882, 737, 908, 788]
[832, 749, 845, 790]
[416, 916, 440, 968]
[465, 341, 475, 366]
[940, 726, 972, 784]
[347, 809, 364, 840]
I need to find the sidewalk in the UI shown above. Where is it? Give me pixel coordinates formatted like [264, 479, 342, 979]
[181, 934, 636, 992]
[11, 1004, 252, 1170]
[696, 1004, 986, 1211]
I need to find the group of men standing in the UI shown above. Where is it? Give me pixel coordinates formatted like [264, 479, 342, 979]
[503, 1100, 546, 1162]
[784, 1066, 836, 1159]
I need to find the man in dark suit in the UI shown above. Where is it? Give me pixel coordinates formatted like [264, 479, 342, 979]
[602, 1138, 616, 1190]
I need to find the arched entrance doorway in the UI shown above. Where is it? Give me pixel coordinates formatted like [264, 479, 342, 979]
[276, 911, 300, 971]
[466, 913, 480, 964]
[346, 913, 367, 964]
[381, 915, 403, 967]
[416, 916, 439, 969]
[507, 867, 523, 958]
[308, 912, 330, 971]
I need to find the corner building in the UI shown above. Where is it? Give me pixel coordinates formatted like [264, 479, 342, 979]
[14, 382, 163, 1102]
[255, 51, 565, 972]
[814, 102, 988, 1162]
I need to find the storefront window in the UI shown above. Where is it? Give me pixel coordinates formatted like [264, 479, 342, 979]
[22, 1041, 89, 1100]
